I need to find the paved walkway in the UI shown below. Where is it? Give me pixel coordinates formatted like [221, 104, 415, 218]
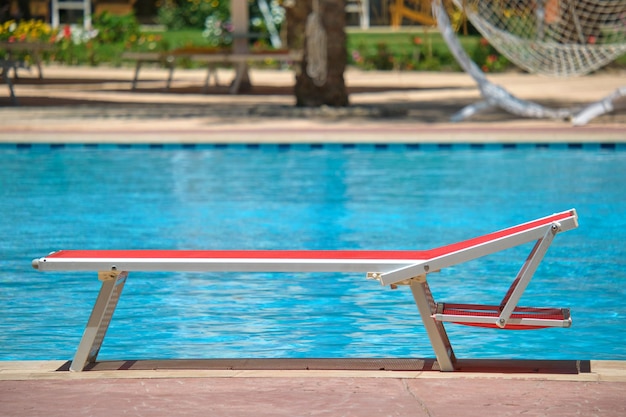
[1, 360, 625, 416]
[1, 65, 625, 143]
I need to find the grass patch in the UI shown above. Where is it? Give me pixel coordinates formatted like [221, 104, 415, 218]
[142, 28, 206, 49]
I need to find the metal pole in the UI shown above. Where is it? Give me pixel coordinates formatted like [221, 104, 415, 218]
[70, 271, 128, 371]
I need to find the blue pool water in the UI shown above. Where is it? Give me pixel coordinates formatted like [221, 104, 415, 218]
[1, 143, 625, 362]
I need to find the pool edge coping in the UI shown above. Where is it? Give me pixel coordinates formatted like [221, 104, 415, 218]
[1, 359, 625, 382]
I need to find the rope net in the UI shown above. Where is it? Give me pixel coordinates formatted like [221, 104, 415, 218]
[455, 0, 626, 77]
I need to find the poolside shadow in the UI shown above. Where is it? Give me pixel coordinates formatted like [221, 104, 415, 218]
[7, 73, 473, 96]
[6, 74, 622, 124]
[10, 77, 130, 86]
[122, 84, 472, 97]
[56, 358, 590, 374]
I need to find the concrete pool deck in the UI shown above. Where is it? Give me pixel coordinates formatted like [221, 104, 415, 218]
[2, 65, 626, 415]
[1, 359, 626, 416]
[1, 65, 625, 144]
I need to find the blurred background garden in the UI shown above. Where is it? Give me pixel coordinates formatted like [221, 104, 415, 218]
[1, 0, 625, 72]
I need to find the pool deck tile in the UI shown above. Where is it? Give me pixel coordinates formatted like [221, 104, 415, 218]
[1, 360, 625, 416]
[1, 66, 625, 144]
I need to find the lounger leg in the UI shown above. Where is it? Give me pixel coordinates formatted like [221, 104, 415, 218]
[498, 223, 558, 327]
[70, 271, 128, 372]
[409, 276, 456, 371]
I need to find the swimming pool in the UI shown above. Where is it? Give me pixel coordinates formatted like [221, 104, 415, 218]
[1, 143, 625, 361]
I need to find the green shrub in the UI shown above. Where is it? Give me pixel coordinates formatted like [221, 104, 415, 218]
[93, 12, 141, 43]
[157, 0, 231, 30]
[157, 0, 285, 49]
[348, 34, 462, 71]
[366, 42, 395, 70]
[46, 13, 142, 65]
[469, 37, 511, 72]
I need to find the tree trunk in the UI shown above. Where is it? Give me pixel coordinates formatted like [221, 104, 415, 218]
[292, 0, 349, 107]
[285, 0, 310, 51]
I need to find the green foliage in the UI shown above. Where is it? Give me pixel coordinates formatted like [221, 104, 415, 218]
[50, 37, 94, 66]
[0, 20, 56, 64]
[141, 29, 203, 48]
[48, 13, 142, 66]
[469, 37, 511, 73]
[5, 17, 621, 73]
[202, 8, 232, 47]
[0, 19, 55, 42]
[157, 0, 285, 48]
[93, 11, 141, 43]
[157, 0, 230, 30]
[364, 42, 395, 70]
[348, 32, 461, 71]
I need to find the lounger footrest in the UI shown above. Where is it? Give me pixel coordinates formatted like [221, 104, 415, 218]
[434, 303, 572, 330]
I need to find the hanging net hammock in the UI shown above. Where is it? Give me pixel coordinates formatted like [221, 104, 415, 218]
[455, 0, 626, 77]
[432, 0, 626, 125]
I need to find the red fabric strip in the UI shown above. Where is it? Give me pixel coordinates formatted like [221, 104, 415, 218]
[46, 211, 575, 261]
[46, 249, 431, 260]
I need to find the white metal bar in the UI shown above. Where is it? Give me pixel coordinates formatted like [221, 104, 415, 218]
[434, 313, 572, 328]
[33, 257, 421, 273]
[31, 212, 577, 279]
[380, 214, 578, 286]
[497, 223, 558, 328]
[409, 278, 456, 371]
[70, 271, 128, 372]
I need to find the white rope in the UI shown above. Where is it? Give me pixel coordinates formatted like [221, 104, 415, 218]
[454, 0, 626, 77]
[305, 0, 327, 86]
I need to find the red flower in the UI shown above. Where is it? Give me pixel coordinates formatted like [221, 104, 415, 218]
[487, 54, 497, 63]
[480, 38, 489, 46]
[587, 35, 596, 44]
[413, 36, 423, 45]
[63, 25, 71, 39]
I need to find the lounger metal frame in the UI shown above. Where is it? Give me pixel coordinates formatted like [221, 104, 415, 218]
[32, 209, 578, 372]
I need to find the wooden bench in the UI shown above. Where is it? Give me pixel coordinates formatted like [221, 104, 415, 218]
[1, 41, 54, 104]
[122, 49, 303, 94]
[32, 210, 579, 372]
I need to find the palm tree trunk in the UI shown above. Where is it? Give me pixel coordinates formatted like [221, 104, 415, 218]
[291, 0, 349, 107]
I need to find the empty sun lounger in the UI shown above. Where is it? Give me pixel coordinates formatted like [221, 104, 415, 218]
[32, 209, 578, 372]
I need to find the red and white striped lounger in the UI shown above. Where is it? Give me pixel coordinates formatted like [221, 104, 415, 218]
[32, 209, 578, 372]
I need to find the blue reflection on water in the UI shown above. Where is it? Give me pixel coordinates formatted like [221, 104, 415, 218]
[0, 144, 624, 361]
